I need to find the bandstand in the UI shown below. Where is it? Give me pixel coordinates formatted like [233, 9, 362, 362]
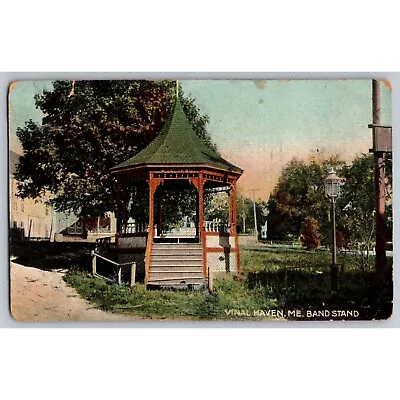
[111, 99, 243, 287]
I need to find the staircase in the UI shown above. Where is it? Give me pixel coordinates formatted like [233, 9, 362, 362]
[147, 243, 204, 287]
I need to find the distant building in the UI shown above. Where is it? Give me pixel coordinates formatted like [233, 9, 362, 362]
[9, 150, 116, 242]
[9, 150, 53, 240]
[260, 220, 268, 240]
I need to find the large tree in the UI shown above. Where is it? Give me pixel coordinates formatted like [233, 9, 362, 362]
[337, 153, 393, 252]
[15, 80, 213, 218]
[266, 155, 345, 241]
[266, 152, 393, 249]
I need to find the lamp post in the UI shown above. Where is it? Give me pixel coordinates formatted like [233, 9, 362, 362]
[324, 168, 343, 291]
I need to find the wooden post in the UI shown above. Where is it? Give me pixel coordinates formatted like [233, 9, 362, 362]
[91, 251, 97, 275]
[229, 184, 237, 235]
[198, 175, 204, 242]
[372, 79, 387, 275]
[230, 182, 241, 273]
[149, 175, 156, 239]
[130, 262, 136, 287]
[28, 218, 32, 240]
[145, 174, 160, 285]
[198, 175, 207, 277]
[156, 191, 162, 236]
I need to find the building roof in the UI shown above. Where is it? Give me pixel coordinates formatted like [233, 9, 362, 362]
[111, 99, 243, 174]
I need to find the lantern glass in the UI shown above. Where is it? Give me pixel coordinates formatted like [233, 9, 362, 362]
[324, 168, 342, 199]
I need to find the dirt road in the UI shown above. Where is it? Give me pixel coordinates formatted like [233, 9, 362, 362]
[10, 261, 139, 322]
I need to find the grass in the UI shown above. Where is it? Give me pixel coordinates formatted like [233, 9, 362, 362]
[64, 269, 280, 320]
[240, 247, 392, 320]
[63, 247, 393, 321]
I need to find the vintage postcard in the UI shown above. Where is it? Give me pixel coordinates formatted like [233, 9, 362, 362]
[8, 79, 393, 321]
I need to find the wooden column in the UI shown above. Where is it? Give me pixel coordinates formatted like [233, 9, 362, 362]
[148, 174, 156, 240]
[195, 191, 200, 237]
[229, 183, 237, 235]
[198, 175, 206, 277]
[230, 181, 240, 273]
[198, 174, 205, 241]
[156, 191, 162, 237]
[145, 174, 162, 285]
[190, 176, 205, 241]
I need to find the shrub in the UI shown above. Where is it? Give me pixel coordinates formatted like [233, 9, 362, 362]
[300, 217, 321, 250]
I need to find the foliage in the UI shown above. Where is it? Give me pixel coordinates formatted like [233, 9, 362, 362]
[63, 246, 392, 320]
[336, 154, 376, 251]
[300, 216, 322, 250]
[204, 192, 229, 222]
[266, 154, 345, 241]
[266, 152, 393, 251]
[63, 269, 278, 320]
[240, 248, 392, 319]
[236, 194, 268, 234]
[240, 247, 331, 272]
[15, 80, 213, 218]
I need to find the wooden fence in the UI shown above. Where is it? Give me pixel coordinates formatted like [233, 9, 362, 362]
[91, 250, 136, 287]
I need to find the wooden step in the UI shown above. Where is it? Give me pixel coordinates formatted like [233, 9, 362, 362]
[151, 258, 202, 266]
[150, 270, 203, 276]
[150, 270, 203, 278]
[151, 253, 202, 259]
[148, 243, 204, 287]
[150, 265, 203, 272]
[147, 277, 205, 285]
[152, 243, 201, 247]
[152, 251, 201, 256]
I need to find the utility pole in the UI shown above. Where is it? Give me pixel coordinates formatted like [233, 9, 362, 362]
[241, 196, 246, 233]
[372, 80, 387, 275]
[252, 189, 259, 239]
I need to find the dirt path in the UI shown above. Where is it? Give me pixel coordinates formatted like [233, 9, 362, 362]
[10, 261, 141, 322]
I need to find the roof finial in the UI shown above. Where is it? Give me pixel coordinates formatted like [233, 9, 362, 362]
[176, 80, 179, 99]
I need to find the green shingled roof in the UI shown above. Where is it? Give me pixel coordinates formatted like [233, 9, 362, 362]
[111, 99, 243, 174]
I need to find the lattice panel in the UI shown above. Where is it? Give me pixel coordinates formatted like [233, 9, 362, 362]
[205, 234, 236, 248]
[206, 251, 237, 273]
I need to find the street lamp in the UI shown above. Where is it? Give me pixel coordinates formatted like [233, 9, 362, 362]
[324, 168, 344, 291]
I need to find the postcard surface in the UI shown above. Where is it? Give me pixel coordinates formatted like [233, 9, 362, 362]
[8, 79, 393, 321]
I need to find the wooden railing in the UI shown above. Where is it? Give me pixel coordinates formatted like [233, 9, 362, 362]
[204, 221, 229, 233]
[123, 222, 148, 234]
[91, 251, 136, 287]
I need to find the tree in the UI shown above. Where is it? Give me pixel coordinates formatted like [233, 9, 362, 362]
[266, 154, 345, 241]
[300, 216, 321, 250]
[336, 154, 377, 252]
[205, 192, 229, 222]
[15, 80, 213, 218]
[235, 194, 268, 235]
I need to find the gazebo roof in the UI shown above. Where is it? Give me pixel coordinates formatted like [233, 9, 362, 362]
[111, 99, 243, 174]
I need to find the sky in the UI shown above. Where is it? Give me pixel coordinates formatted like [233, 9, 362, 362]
[8, 79, 392, 200]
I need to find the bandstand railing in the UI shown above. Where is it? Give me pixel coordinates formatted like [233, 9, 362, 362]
[204, 221, 229, 233]
[123, 222, 148, 234]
